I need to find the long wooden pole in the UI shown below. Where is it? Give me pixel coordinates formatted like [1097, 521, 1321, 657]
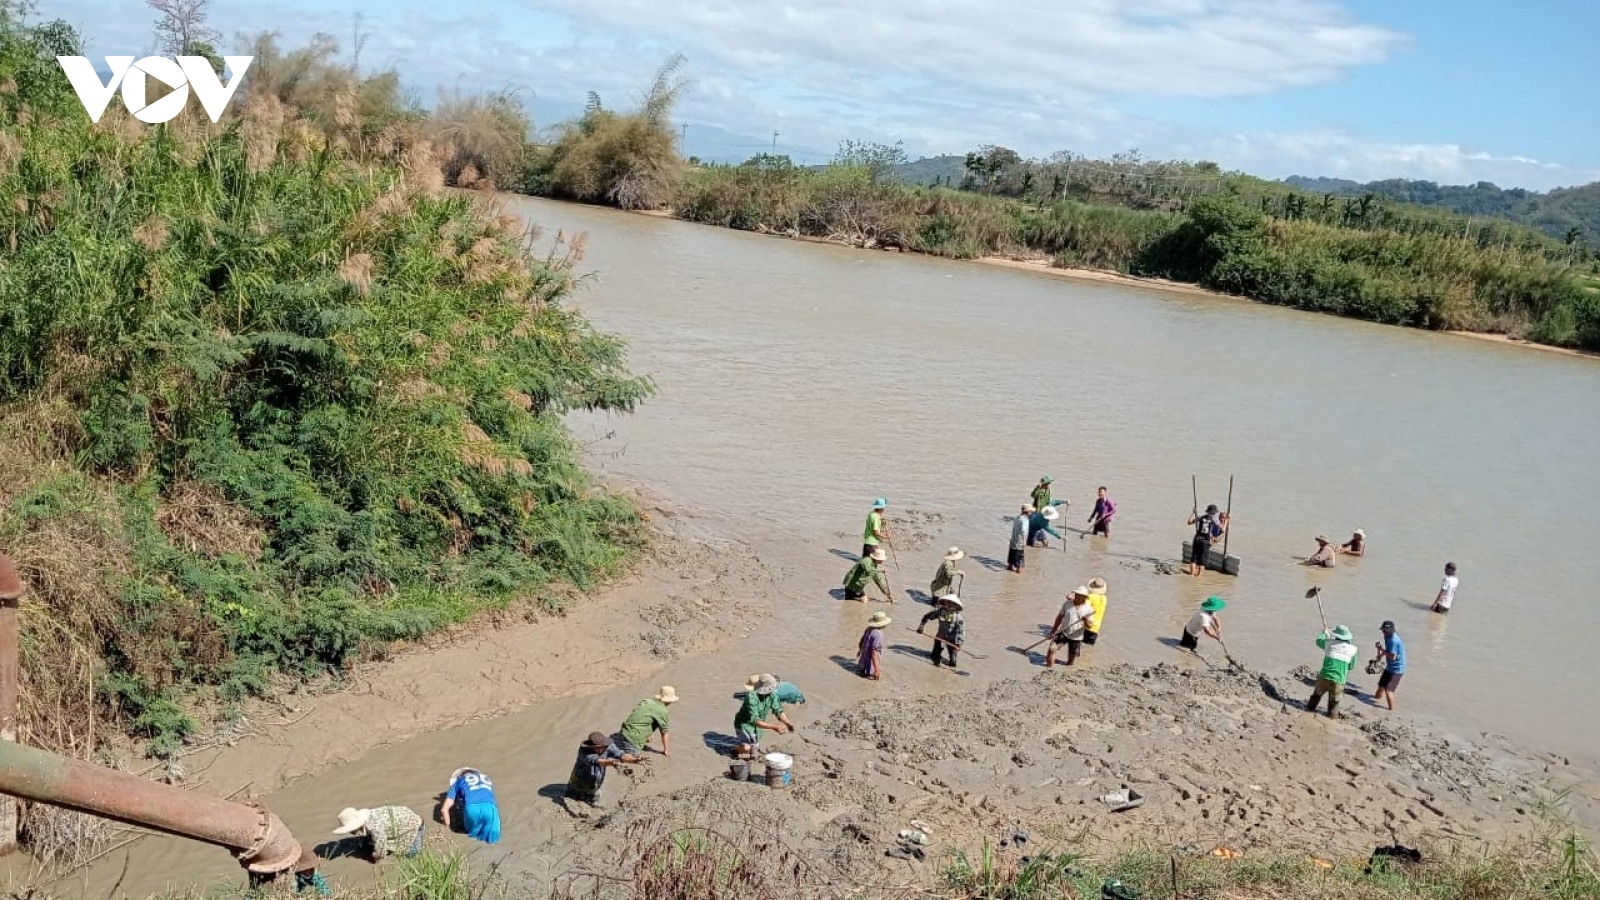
[1222, 475, 1234, 562]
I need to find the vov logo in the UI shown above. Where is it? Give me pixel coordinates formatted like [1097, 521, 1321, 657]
[56, 55, 253, 124]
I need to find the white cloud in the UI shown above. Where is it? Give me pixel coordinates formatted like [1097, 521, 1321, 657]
[42, 0, 1597, 190]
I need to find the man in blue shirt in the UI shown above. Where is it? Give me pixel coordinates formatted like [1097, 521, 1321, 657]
[440, 767, 500, 844]
[1373, 621, 1406, 711]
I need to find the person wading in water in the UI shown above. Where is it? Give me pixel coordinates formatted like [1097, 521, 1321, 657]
[1186, 504, 1227, 576]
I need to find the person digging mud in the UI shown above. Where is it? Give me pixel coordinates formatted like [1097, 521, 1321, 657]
[1306, 625, 1360, 718]
[1186, 504, 1228, 576]
[1084, 577, 1108, 645]
[565, 731, 642, 812]
[1028, 505, 1064, 548]
[1031, 475, 1053, 512]
[332, 805, 425, 861]
[1008, 505, 1032, 573]
[930, 546, 965, 599]
[857, 610, 892, 680]
[1087, 486, 1115, 537]
[1340, 528, 1366, 556]
[1180, 596, 1225, 650]
[917, 595, 966, 668]
[1045, 587, 1095, 668]
[1304, 535, 1337, 568]
[745, 673, 805, 705]
[439, 767, 500, 844]
[1373, 621, 1405, 711]
[844, 547, 891, 602]
[862, 497, 890, 560]
[617, 685, 678, 758]
[734, 674, 792, 756]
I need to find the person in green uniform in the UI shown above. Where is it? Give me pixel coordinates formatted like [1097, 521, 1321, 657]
[745, 674, 805, 705]
[1031, 476, 1053, 512]
[929, 546, 964, 599]
[616, 685, 678, 757]
[862, 497, 889, 559]
[733, 674, 791, 757]
[1305, 625, 1359, 719]
[844, 547, 891, 602]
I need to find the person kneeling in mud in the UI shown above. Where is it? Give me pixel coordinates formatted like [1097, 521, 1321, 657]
[564, 731, 642, 814]
[439, 767, 500, 844]
[917, 595, 966, 668]
[332, 805, 425, 861]
[733, 674, 792, 757]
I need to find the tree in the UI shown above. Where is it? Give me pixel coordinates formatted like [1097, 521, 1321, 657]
[1566, 226, 1584, 246]
[145, 0, 217, 55]
[832, 139, 906, 184]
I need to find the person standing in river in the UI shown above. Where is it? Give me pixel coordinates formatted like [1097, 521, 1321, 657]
[1372, 621, 1405, 711]
[1044, 587, 1095, 667]
[1031, 475, 1053, 512]
[1008, 506, 1032, 572]
[857, 610, 891, 679]
[617, 685, 678, 757]
[1186, 504, 1227, 576]
[862, 497, 890, 560]
[844, 547, 891, 602]
[1180, 596, 1225, 650]
[1087, 486, 1115, 537]
[1028, 505, 1064, 548]
[917, 595, 966, 668]
[1432, 562, 1459, 613]
[930, 546, 964, 600]
[1306, 625, 1360, 719]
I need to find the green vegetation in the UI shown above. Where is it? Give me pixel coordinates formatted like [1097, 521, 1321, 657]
[0, 4, 650, 774]
[1286, 175, 1600, 250]
[666, 146, 1600, 350]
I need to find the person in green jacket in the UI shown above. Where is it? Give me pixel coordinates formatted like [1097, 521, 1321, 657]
[1030, 476, 1053, 512]
[1305, 625, 1359, 719]
[844, 547, 891, 602]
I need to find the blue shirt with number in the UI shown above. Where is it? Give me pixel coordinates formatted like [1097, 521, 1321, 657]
[449, 770, 496, 805]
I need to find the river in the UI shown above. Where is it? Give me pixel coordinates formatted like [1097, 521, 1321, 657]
[48, 195, 1600, 897]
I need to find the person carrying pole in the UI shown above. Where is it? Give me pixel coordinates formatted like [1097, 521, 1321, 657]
[930, 546, 965, 599]
[1186, 503, 1228, 576]
[1028, 506, 1064, 548]
[862, 497, 890, 560]
[1305, 625, 1360, 719]
[844, 547, 891, 602]
[1030, 475, 1053, 512]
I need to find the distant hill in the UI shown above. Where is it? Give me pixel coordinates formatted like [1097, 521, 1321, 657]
[892, 154, 969, 186]
[1284, 175, 1599, 245]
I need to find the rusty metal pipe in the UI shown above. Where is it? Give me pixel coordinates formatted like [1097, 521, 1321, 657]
[0, 739, 310, 874]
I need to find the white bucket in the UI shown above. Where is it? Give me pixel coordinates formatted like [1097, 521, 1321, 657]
[763, 752, 793, 771]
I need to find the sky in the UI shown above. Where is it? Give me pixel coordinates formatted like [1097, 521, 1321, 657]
[41, 0, 1600, 191]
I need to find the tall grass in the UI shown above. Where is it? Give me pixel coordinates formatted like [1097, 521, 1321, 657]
[0, 9, 651, 783]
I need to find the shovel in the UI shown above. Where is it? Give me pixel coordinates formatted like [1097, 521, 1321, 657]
[1306, 586, 1330, 633]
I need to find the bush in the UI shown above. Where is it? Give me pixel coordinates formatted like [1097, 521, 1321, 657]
[0, 16, 651, 757]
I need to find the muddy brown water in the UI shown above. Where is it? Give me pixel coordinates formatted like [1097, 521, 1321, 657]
[41, 196, 1600, 897]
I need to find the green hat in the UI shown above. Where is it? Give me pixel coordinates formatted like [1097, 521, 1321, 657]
[1201, 596, 1226, 612]
[1041, 475, 1053, 484]
[1330, 625, 1353, 641]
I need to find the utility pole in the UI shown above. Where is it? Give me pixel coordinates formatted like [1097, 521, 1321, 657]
[679, 122, 688, 144]
[771, 130, 779, 151]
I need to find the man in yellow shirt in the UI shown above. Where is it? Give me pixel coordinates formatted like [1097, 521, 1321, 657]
[1084, 577, 1108, 644]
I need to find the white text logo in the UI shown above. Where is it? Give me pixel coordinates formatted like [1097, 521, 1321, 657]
[56, 55, 253, 124]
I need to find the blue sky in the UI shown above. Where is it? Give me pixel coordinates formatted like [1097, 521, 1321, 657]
[41, 0, 1599, 190]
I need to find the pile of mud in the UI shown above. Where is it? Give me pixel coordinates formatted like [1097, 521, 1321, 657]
[535, 661, 1583, 898]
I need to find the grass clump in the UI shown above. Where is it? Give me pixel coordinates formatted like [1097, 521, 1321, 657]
[0, 7, 651, 773]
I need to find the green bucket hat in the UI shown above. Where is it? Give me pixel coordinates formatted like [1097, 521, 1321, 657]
[1041, 475, 1053, 484]
[1201, 596, 1226, 612]
[1331, 625, 1353, 641]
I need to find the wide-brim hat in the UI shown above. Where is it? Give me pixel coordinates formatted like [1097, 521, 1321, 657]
[866, 611, 891, 628]
[943, 547, 964, 561]
[872, 497, 888, 509]
[0, 552, 23, 600]
[1354, 529, 1365, 537]
[1040, 475, 1053, 484]
[1331, 625, 1353, 641]
[1087, 577, 1108, 593]
[1070, 585, 1090, 599]
[333, 807, 370, 835]
[1201, 596, 1226, 612]
[936, 594, 963, 609]
[753, 674, 778, 695]
[584, 731, 611, 749]
[1315, 535, 1330, 544]
[744, 673, 762, 691]
[655, 685, 679, 704]
[1041, 506, 1060, 521]
[869, 547, 887, 562]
